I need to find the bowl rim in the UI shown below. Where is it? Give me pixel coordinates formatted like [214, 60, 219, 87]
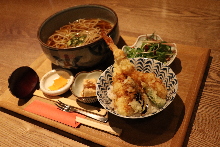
[37, 4, 119, 51]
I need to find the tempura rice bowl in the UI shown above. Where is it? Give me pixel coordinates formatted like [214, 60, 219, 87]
[97, 58, 178, 118]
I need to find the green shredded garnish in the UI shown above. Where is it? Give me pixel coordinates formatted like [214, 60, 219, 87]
[124, 34, 175, 63]
[67, 33, 87, 47]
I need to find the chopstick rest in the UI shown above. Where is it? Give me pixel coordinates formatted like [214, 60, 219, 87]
[76, 116, 122, 136]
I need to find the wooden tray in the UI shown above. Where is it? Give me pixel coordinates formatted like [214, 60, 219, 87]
[0, 36, 210, 147]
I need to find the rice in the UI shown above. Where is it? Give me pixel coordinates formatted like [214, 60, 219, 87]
[107, 85, 160, 116]
[107, 85, 116, 108]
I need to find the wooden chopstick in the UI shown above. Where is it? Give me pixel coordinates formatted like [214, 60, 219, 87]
[76, 116, 122, 136]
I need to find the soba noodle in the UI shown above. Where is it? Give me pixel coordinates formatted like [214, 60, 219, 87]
[46, 18, 113, 49]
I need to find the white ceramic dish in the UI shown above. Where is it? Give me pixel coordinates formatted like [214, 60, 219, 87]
[122, 34, 177, 66]
[97, 58, 178, 118]
[40, 69, 74, 96]
[71, 70, 103, 103]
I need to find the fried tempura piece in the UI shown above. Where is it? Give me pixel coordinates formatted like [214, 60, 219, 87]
[130, 71, 167, 99]
[103, 34, 135, 75]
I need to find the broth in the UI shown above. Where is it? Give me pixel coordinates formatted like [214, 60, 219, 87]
[46, 18, 113, 49]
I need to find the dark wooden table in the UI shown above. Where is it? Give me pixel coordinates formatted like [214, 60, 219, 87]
[0, 0, 219, 146]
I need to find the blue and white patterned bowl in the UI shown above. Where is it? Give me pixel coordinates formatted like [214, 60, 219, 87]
[96, 58, 178, 118]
